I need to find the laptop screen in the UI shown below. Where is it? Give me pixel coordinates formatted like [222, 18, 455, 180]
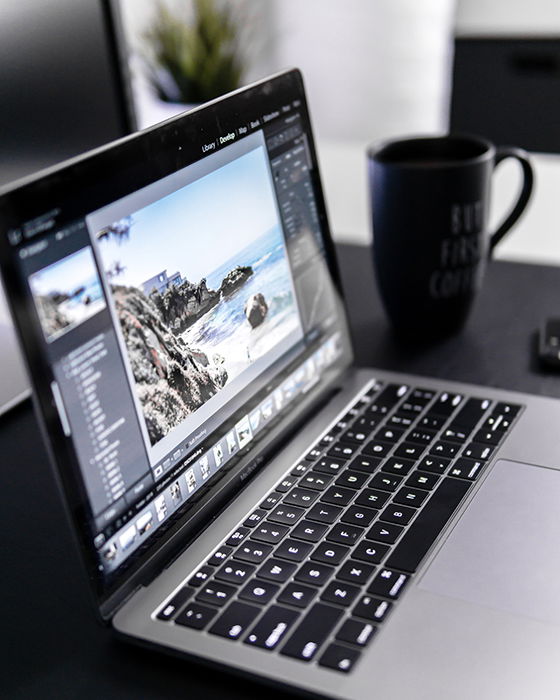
[0, 70, 352, 608]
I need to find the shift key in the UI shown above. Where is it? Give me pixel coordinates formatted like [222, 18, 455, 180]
[280, 603, 343, 661]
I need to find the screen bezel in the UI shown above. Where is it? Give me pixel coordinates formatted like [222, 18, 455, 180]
[0, 69, 354, 619]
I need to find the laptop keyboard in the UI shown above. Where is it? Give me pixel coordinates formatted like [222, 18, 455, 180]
[154, 381, 522, 674]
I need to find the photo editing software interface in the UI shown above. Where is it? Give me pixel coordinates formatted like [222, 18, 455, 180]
[11, 104, 344, 581]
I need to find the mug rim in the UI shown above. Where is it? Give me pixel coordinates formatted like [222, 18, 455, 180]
[367, 132, 495, 168]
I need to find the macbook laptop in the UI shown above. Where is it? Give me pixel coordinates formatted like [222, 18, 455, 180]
[1, 69, 560, 699]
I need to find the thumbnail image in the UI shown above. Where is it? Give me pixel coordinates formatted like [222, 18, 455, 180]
[96, 146, 301, 447]
[200, 455, 210, 480]
[213, 443, 224, 467]
[236, 415, 253, 448]
[226, 430, 237, 455]
[29, 246, 106, 343]
[136, 511, 153, 535]
[185, 467, 197, 493]
[170, 480, 182, 504]
[119, 523, 137, 551]
[155, 494, 167, 522]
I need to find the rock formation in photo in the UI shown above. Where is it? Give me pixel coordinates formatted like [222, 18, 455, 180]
[244, 292, 268, 328]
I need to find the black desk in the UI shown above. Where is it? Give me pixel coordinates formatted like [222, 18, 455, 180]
[3, 245, 560, 699]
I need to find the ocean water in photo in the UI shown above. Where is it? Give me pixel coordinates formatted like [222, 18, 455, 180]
[182, 226, 301, 381]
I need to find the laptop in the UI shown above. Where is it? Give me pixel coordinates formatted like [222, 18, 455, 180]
[1, 69, 560, 699]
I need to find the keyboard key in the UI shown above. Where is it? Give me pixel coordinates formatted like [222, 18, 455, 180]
[275, 538, 313, 562]
[277, 583, 317, 608]
[353, 415, 381, 433]
[327, 522, 364, 545]
[405, 428, 436, 445]
[347, 455, 382, 473]
[291, 520, 328, 542]
[318, 643, 361, 673]
[305, 446, 323, 461]
[258, 558, 297, 583]
[429, 392, 463, 417]
[380, 503, 416, 526]
[321, 581, 360, 606]
[386, 477, 470, 574]
[225, 527, 250, 547]
[366, 521, 403, 545]
[295, 561, 335, 587]
[382, 457, 415, 476]
[328, 442, 358, 460]
[252, 523, 289, 545]
[369, 472, 402, 492]
[175, 602, 218, 629]
[482, 413, 513, 432]
[336, 618, 377, 647]
[394, 443, 425, 461]
[234, 540, 273, 565]
[276, 476, 298, 493]
[441, 427, 469, 443]
[416, 414, 445, 430]
[260, 492, 283, 510]
[430, 441, 460, 459]
[313, 457, 346, 476]
[321, 485, 355, 506]
[368, 569, 409, 599]
[267, 504, 305, 526]
[207, 545, 233, 567]
[156, 587, 194, 620]
[495, 402, 521, 417]
[311, 541, 349, 566]
[284, 487, 319, 508]
[208, 601, 261, 640]
[335, 470, 369, 490]
[280, 603, 343, 661]
[393, 487, 428, 508]
[462, 442, 494, 460]
[362, 440, 392, 459]
[243, 509, 267, 528]
[370, 383, 409, 411]
[239, 579, 280, 605]
[418, 455, 450, 474]
[244, 605, 300, 649]
[341, 505, 377, 527]
[299, 473, 333, 491]
[196, 581, 237, 607]
[473, 429, 502, 445]
[215, 561, 256, 585]
[188, 566, 213, 587]
[306, 502, 343, 524]
[353, 540, 389, 565]
[448, 457, 485, 480]
[405, 471, 439, 490]
[291, 462, 310, 477]
[354, 488, 390, 509]
[337, 560, 376, 585]
[388, 413, 414, 429]
[451, 397, 492, 429]
[374, 426, 405, 443]
[353, 595, 392, 622]
[341, 427, 370, 444]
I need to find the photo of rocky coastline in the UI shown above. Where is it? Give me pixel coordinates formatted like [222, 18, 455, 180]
[29, 247, 106, 343]
[95, 145, 303, 446]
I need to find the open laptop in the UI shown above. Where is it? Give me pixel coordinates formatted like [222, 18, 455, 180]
[2, 69, 560, 699]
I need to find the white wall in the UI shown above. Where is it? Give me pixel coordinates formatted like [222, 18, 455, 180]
[455, 0, 560, 35]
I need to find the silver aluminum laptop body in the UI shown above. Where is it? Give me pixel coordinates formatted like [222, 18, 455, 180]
[2, 70, 560, 699]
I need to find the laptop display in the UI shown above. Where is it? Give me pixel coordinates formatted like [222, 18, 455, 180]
[0, 70, 352, 607]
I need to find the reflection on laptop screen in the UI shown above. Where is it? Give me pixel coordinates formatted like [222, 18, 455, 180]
[7, 80, 349, 590]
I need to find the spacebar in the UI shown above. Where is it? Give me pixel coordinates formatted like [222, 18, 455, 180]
[386, 477, 470, 573]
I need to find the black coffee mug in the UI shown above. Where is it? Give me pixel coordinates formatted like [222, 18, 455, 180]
[368, 134, 534, 338]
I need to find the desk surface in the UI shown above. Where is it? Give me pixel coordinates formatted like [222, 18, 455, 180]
[3, 245, 560, 699]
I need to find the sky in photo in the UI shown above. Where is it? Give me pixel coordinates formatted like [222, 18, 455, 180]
[97, 146, 280, 290]
[29, 247, 98, 297]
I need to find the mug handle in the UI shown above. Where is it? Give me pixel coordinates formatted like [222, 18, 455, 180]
[489, 146, 534, 256]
